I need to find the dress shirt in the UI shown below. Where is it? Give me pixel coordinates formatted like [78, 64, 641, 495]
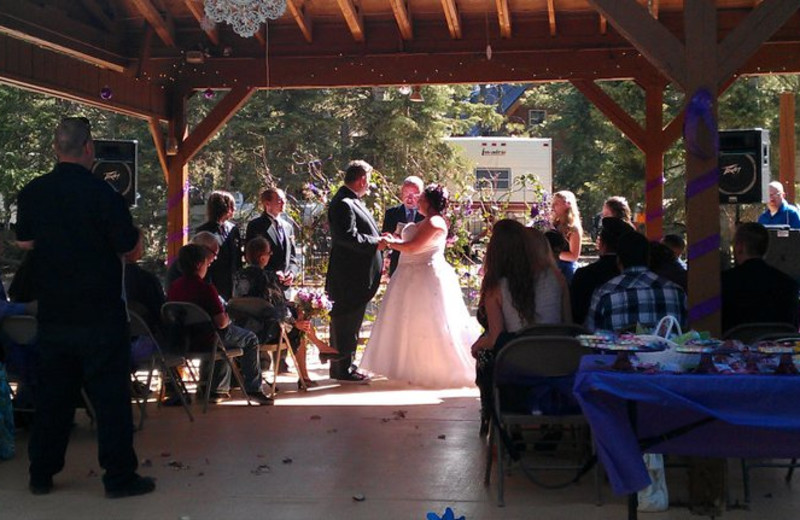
[758, 201, 800, 229]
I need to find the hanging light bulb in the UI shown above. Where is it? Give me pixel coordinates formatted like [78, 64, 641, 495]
[398, 85, 412, 96]
[486, 44, 493, 61]
[409, 86, 424, 103]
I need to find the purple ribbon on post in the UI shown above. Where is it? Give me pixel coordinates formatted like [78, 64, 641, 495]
[683, 88, 718, 161]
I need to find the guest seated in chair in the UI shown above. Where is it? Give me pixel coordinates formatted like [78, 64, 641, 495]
[721, 221, 800, 334]
[470, 220, 567, 434]
[233, 237, 336, 388]
[167, 243, 273, 405]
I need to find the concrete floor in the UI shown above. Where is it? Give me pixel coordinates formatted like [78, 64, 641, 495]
[2, 364, 799, 520]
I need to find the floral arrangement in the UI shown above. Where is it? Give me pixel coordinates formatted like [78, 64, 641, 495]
[293, 288, 333, 320]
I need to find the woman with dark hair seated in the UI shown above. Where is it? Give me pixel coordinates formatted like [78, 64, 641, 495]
[233, 237, 336, 388]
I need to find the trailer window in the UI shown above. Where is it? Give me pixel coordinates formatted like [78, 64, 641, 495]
[475, 168, 510, 190]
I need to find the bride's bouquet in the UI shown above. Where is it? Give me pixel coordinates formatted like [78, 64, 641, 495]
[293, 288, 334, 322]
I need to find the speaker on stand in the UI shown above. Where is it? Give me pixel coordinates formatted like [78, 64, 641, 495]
[718, 129, 770, 225]
[92, 140, 138, 207]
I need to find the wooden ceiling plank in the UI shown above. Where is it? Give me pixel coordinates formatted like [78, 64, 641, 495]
[390, 0, 413, 40]
[547, 0, 556, 37]
[178, 85, 256, 163]
[78, 0, 115, 32]
[571, 79, 646, 150]
[129, 0, 176, 47]
[287, 0, 314, 43]
[495, 0, 511, 39]
[336, 0, 365, 42]
[183, 0, 219, 45]
[717, 0, 798, 87]
[0, 0, 126, 72]
[586, 0, 686, 89]
[440, 0, 462, 39]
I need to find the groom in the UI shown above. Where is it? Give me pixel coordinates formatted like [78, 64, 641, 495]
[325, 160, 387, 382]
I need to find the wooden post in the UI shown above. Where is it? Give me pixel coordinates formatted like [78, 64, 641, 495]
[780, 92, 796, 204]
[644, 80, 665, 241]
[166, 92, 189, 266]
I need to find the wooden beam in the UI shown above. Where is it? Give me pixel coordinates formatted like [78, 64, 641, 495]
[717, 0, 799, 87]
[643, 80, 664, 240]
[546, 0, 556, 37]
[129, 0, 176, 47]
[148, 116, 169, 183]
[570, 79, 646, 151]
[336, 0, 365, 42]
[0, 0, 127, 73]
[287, 0, 314, 43]
[78, 0, 115, 32]
[177, 86, 256, 164]
[586, 0, 686, 88]
[780, 92, 796, 204]
[184, 0, 219, 45]
[599, 15, 607, 34]
[496, 0, 511, 39]
[440, 0, 462, 39]
[649, 0, 659, 18]
[0, 35, 167, 120]
[166, 92, 189, 265]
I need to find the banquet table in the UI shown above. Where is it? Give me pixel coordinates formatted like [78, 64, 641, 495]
[573, 355, 800, 498]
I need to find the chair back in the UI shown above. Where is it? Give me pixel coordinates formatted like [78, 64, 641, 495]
[722, 322, 797, 344]
[0, 315, 37, 346]
[129, 310, 152, 339]
[517, 323, 589, 338]
[161, 302, 218, 354]
[493, 335, 591, 385]
[227, 297, 282, 343]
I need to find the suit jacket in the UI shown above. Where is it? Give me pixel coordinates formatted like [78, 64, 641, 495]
[721, 258, 800, 333]
[245, 213, 300, 281]
[325, 186, 382, 314]
[381, 203, 424, 275]
[570, 254, 620, 326]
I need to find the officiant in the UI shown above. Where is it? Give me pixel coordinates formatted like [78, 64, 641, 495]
[381, 175, 425, 276]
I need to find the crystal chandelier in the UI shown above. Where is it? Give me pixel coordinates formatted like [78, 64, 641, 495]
[204, 0, 287, 38]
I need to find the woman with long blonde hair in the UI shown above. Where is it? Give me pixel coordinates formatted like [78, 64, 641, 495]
[551, 190, 583, 283]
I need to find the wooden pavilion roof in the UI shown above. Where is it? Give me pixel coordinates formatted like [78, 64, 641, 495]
[0, 1, 798, 119]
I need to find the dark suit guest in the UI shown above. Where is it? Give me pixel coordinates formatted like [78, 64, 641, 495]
[325, 160, 387, 382]
[196, 190, 242, 301]
[721, 222, 800, 334]
[245, 187, 300, 289]
[381, 175, 424, 276]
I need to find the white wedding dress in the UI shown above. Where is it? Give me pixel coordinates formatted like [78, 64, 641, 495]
[360, 222, 480, 388]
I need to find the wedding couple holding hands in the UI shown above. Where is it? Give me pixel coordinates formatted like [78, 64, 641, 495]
[325, 160, 480, 387]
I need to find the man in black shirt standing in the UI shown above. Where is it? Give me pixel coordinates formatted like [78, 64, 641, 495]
[16, 117, 155, 498]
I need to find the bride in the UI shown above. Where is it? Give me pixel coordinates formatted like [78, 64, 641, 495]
[360, 184, 480, 388]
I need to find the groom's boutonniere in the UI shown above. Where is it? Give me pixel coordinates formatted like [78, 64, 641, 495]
[427, 507, 464, 520]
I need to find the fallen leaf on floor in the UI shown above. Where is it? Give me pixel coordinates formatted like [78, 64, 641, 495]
[352, 493, 366, 502]
[161, 451, 171, 457]
[251, 464, 271, 475]
[393, 410, 407, 419]
[167, 460, 190, 470]
[310, 415, 322, 420]
[197, 472, 204, 477]
[437, 434, 446, 440]
[326, 428, 338, 433]
[381, 418, 390, 423]
[282, 457, 293, 464]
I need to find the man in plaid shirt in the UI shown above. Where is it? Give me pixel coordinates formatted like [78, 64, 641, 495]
[586, 231, 687, 332]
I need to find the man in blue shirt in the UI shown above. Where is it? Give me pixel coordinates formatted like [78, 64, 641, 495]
[757, 181, 800, 229]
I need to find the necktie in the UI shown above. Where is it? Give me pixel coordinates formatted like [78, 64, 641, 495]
[406, 208, 414, 222]
[274, 218, 285, 244]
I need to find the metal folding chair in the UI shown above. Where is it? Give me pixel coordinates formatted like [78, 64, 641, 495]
[129, 310, 193, 429]
[161, 302, 253, 413]
[484, 335, 599, 507]
[226, 297, 305, 394]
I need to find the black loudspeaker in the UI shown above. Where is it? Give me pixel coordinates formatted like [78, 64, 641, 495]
[764, 229, 800, 283]
[718, 129, 770, 204]
[92, 140, 138, 207]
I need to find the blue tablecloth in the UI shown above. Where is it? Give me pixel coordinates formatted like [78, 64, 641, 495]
[573, 355, 800, 495]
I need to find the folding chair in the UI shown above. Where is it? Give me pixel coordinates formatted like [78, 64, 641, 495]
[226, 297, 304, 394]
[128, 310, 193, 429]
[517, 323, 590, 337]
[161, 302, 253, 413]
[0, 315, 97, 425]
[484, 335, 599, 507]
[722, 323, 800, 504]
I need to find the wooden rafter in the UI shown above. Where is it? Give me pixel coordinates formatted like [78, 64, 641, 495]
[177, 86, 256, 164]
[148, 117, 169, 183]
[570, 79, 646, 150]
[184, 0, 219, 45]
[0, 0, 127, 72]
[78, 0, 115, 32]
[129, 0, 176, 47]
[599, 15, 607, 34]
[586, 0, 686, 88]
[546, 0, 556, 36]
[495, 0, 511, 39]
[649, 0, 659, 18]
[440, 0, 462, 39]
[389, 0, 413, 40]
[287, 0, 314, 43]
[716, 0, 798, 87]
[336, 0, 365, 42]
